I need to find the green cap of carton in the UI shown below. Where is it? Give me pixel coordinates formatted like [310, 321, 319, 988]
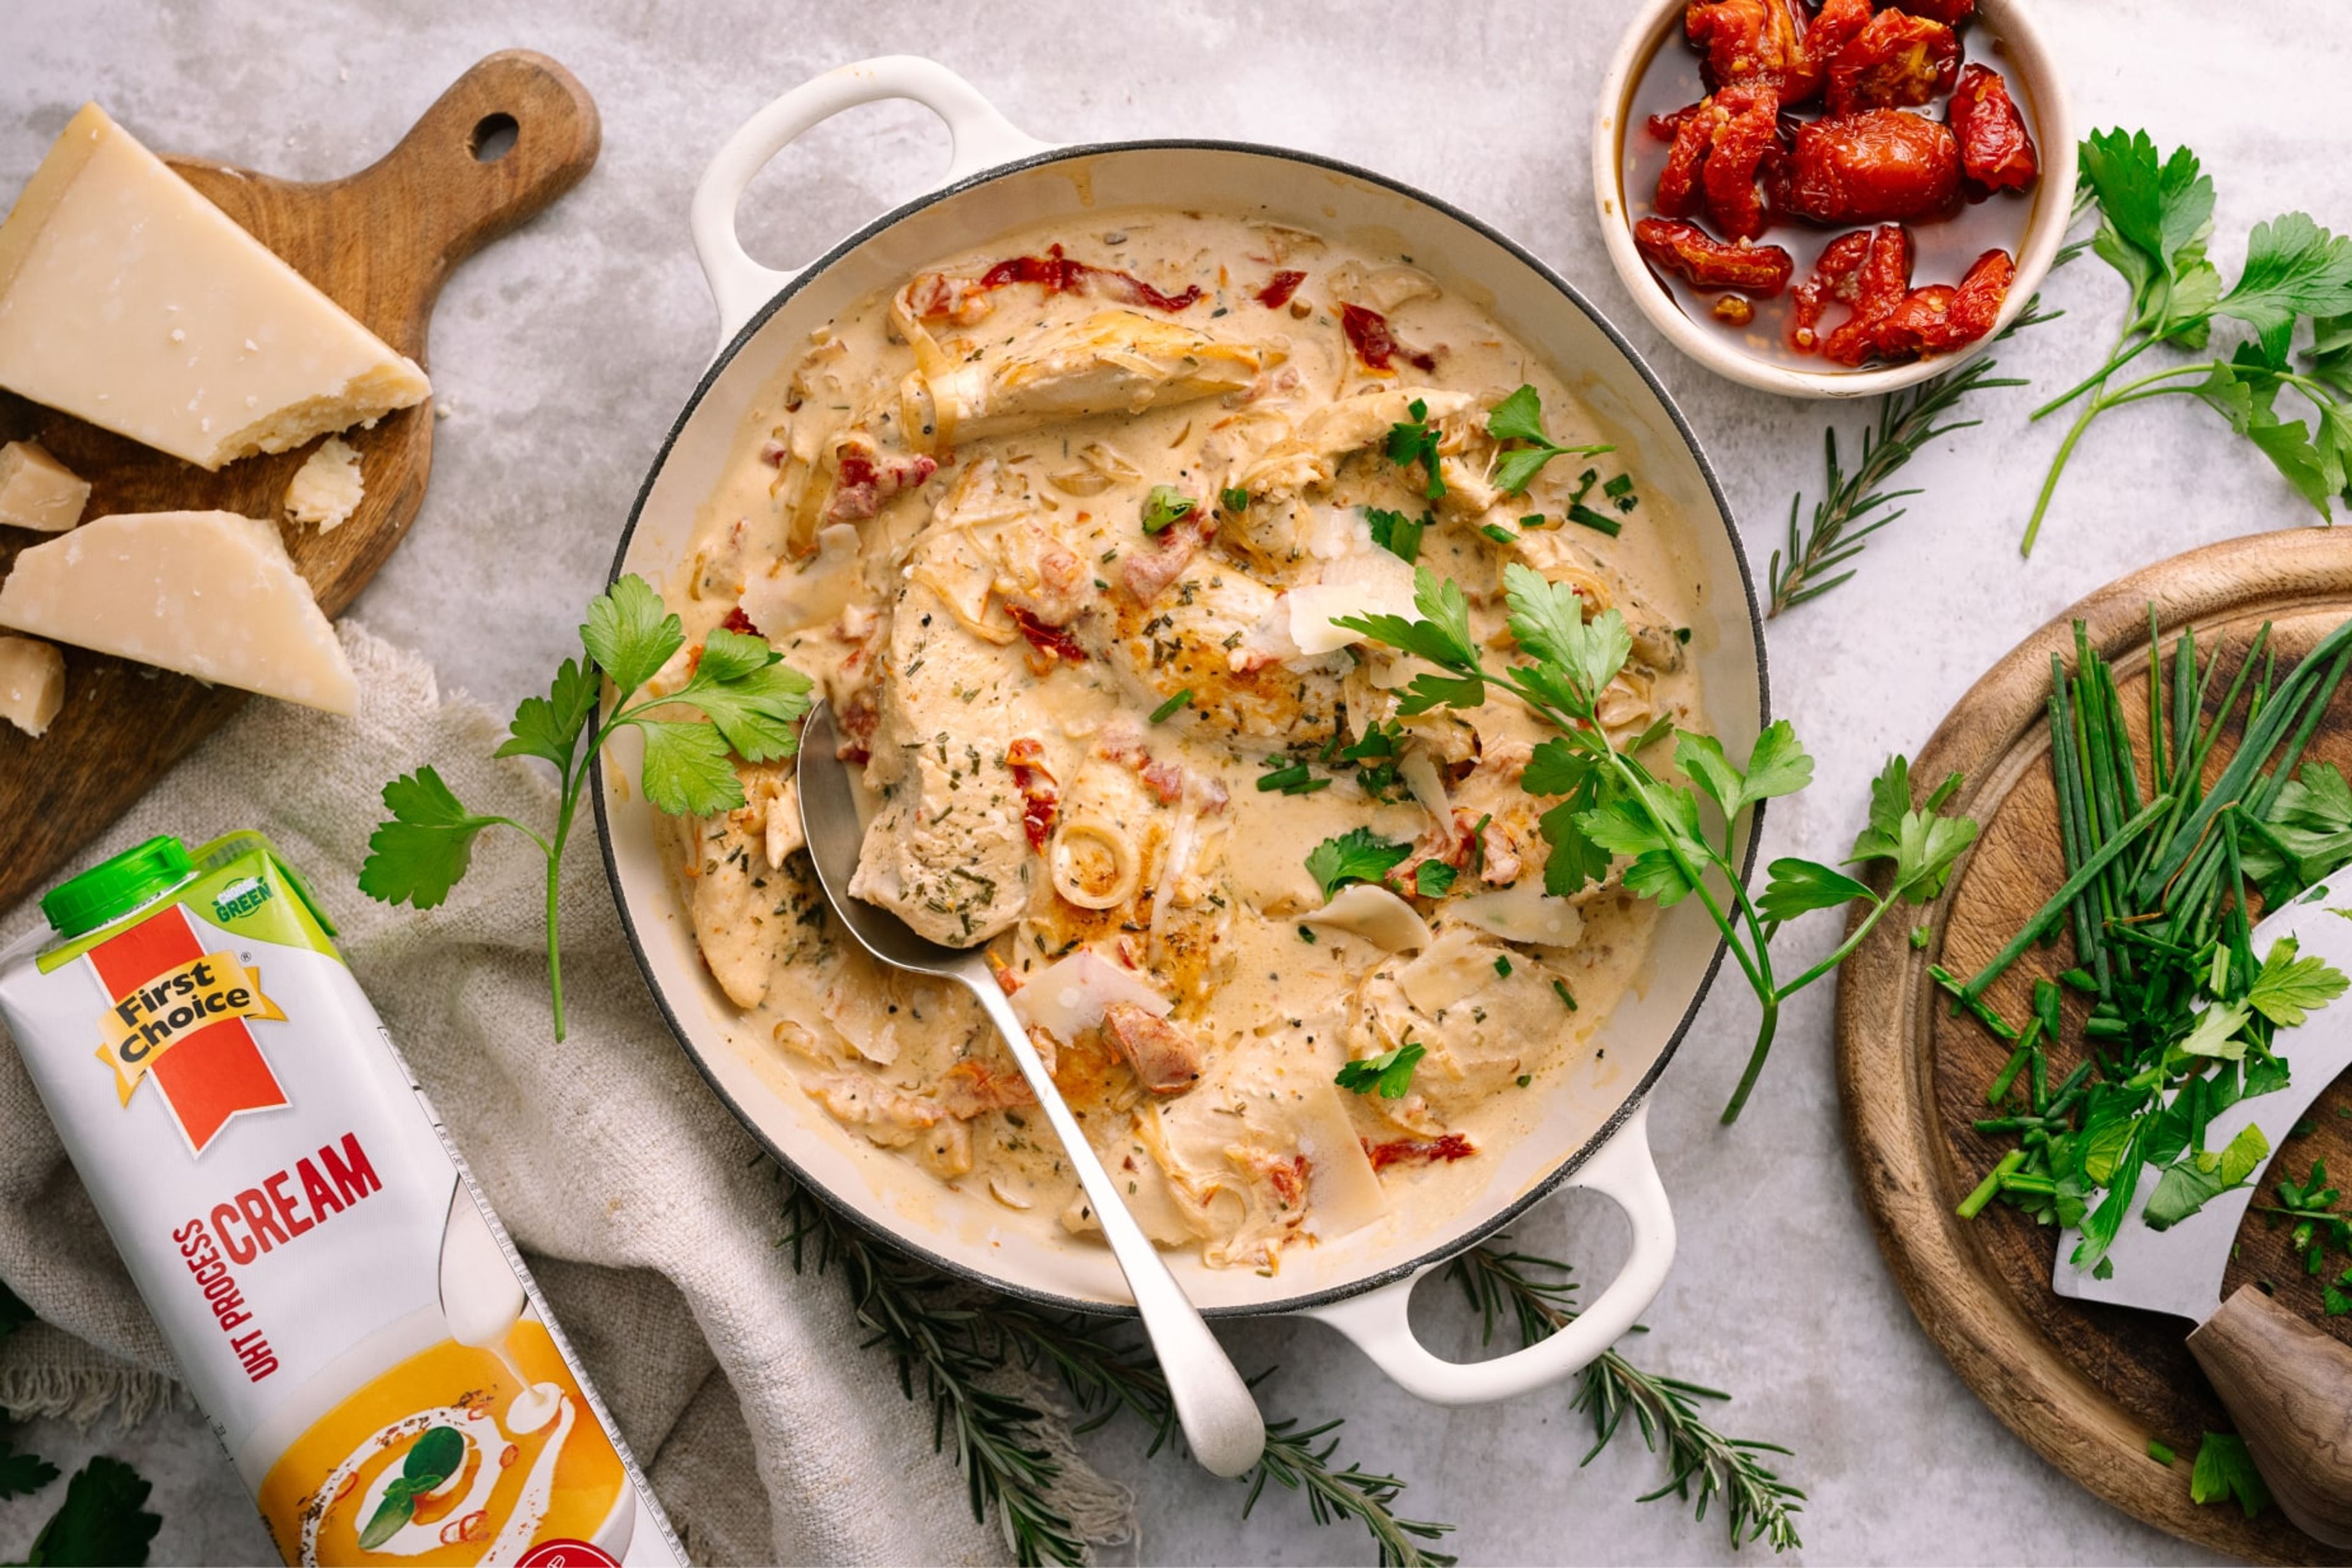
[41, 835, 194, 938]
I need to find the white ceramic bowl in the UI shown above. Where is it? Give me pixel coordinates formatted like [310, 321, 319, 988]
[596, 58, 1771, 1406]
[1593, 0, 2078, 399]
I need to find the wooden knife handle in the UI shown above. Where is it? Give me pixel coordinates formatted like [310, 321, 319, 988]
[2187, 1283, 2352, 1545]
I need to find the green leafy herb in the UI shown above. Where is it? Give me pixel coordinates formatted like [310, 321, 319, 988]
[1954, 613, 2352, 1276]
[1385, 397, 1446, 500]
[1338, 1041, 1427, 1099]
[1333, 718, 1408, 801]
[2190, 1432, 2272, 1518]
[1220, 485, 1251, 513]
[19, 1456, 162, 1567]
[2026, 130, 2352, 553]
[1486, 385, 1614, 496]
[1449, 1246, 1804, 1552]
[1414, 861, 1458, 898]
[778, 1177, 1455, 1566]
[1362, 506, 1429, 564]
[1768, 299, 2056, 616]
[1148, 688, 1193, 725]
[1141, 485, 1197, 534]
[2257, 1158, 2352, 1280]
[358, 1425, 465, 1550]
[0, 1436, 60, 1502]
[1306, 826, 1414, 897]
[1335, 562, 1976, 1120]
[361, 575, 812, 1038]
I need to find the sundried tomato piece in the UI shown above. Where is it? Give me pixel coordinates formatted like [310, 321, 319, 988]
[1870, 251, 2012, 360]
[1825, 11, 1960, 114]
[1685, 0, 1819, 99]
[1814, 224, 1915, 364]
[720, 605, 760, 636]
[1254, 270, 1306, 308]
[1340, 302, 1439, 373]
[1886, 0, 1973, 23]
[1635, 218, 1796, 297]
[1698, 83, 1783, 239]
[1872, 283, 1959, 358]
[1652, 101, 1713, 217]
[1789, 228, 1873, 352]
[1798, 0, 1874, 89]
[1781, 110, 1961, 225]
[1948, 64, 2039, 190]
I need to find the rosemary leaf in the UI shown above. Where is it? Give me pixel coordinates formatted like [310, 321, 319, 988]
[1446, 1243, 1805, 1553]
[1767, 298, 2057, 619]
[780, 1175, 1458, 1566]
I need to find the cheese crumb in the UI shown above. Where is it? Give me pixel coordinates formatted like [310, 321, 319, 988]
[284, 437, 364, 532]
[0, 636, 65, 736]
[0, 441, 91, 532]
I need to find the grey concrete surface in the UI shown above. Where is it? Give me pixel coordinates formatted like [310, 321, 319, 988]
[0, 1, 2332, 1561]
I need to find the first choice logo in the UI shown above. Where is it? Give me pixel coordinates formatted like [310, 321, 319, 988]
[94, 951, 285, 1105]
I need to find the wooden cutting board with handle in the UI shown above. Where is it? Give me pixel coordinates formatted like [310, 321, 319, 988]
[0, 50, 598, 910]
[1838, 528, 2352, 1563]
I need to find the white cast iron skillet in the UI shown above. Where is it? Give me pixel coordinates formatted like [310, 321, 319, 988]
[595, 56, 1768, 1406]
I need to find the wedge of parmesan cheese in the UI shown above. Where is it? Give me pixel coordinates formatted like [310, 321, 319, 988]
[0, 105, 430, 471]
[0, 510, 356, 714]
[0, 635, 64, 736]
[283, 436, 363, 530]
[0, 440, 89, 531]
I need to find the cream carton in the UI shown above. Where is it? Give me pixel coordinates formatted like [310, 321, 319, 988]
[0, 832, 684, 1567]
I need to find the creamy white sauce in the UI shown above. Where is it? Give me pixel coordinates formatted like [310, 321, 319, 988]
[663, 208, 1709, 1270]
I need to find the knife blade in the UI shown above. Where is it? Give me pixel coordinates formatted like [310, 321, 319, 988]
[2052, 873, 2352, 1316]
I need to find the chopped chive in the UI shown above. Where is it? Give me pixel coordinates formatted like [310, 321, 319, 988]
[1494, 954, 1513, 978]
[1257, 763, 1313, 792]
[1516, 1073, 1532, 1087]
[2146, 1439, 2176, 1467]
[1482, 522, 1518, 545]
[1567, 503, 1623, 537]
[1220, 485, 1250, 513]
[1959, 794, 2173, 1003]
[1518, 513, 1548, 530]
[1297, 924, 1317, 943]
[1603, 472, 1635, 499]
[1551, 978, 1578, 1011]
[1148, 688, 1193, 724]
[1956, 1150, 2025, 1219]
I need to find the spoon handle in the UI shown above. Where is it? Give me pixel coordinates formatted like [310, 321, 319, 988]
[964, 971, 1267, 1478]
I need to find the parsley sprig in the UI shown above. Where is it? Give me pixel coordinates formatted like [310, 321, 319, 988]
[1330, 564, 1975, 1120]
[359, 575, 812, 1040]
[2024, 129, 2352, 554]
[1486, 385, 1614, 497]
[1338, 1041, 1427, 1099]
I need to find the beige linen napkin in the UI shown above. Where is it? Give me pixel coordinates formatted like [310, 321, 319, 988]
[0, 625, 1131, 1565]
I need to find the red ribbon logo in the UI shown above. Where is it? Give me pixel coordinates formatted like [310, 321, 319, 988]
[87, 905, 288, 1155]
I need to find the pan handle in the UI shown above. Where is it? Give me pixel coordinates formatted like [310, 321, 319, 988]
[690, 56, 1054, 353]
[1302, 1102, 1675, 1404]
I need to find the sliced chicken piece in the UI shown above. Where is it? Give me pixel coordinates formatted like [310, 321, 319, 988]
[1102, 1001, 1205, 1094]
[847, 574, 1036, 948]
[1104, 566, 1344, 753]
[900, 309, 1271, 450]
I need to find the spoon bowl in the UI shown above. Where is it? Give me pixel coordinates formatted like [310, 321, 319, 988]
[794, 703, 1267, 1477]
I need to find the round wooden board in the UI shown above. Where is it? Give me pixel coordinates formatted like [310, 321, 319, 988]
[1837, 529, 2352, 1564]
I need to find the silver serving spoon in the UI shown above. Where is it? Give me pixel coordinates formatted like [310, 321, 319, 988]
[794, 702, 1266, 1477]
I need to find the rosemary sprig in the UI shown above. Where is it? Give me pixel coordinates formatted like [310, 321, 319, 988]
[779, 1176, 1458, 1566]
[1768, 296, 2057, 617]
[1447, 1244, 1804, 1552]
